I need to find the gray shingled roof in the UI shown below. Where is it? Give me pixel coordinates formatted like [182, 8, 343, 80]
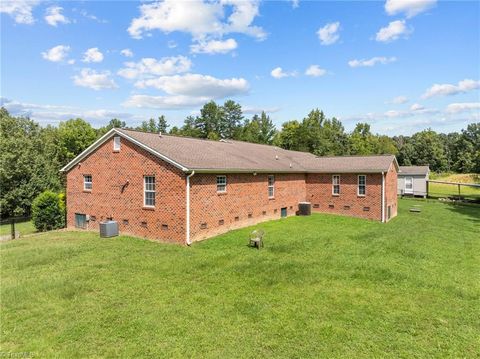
[399, 166, 430, 175]
[117, 129, 397, 173]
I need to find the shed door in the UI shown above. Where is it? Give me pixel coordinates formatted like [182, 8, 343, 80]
[281, 207, 287, 218]
[405, 177, 413, 194]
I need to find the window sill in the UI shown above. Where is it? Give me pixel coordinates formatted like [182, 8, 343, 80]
[83, 190, 92, 193]
[268, 197, 275, 200]
[357, 195, 366, 198]
[113, 150, 120, 153]
[217, 191, 227, 196]
[332, 194, 340, 197]
[142, 206, 155, 211]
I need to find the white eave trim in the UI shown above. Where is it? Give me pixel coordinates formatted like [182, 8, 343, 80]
[59, 128, 189, 173]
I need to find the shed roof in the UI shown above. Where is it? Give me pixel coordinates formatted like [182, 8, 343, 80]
[398, 166, 430, 175]
[61, 128, 398, 174]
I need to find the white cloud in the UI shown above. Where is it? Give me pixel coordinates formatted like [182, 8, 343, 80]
[0, 97, 135, 125]
[41, 45, 70, 62]
[82, 48, 104, 63]
[123, 95, 210, 109]
[270, 67, 297, 79]
[190, 38, 237, 54]
[317, 22, 340, 45]
[167, 40, 177, 48]
[446, 102, 480, 113]
[389, 96, 409, 104]
[135, 74, 249, 98]
[305, 65, 327, 77]
[385, 0, 436, 18]
[45, 6, 69, 26]
[120, 49, 134, 58]
[0, 0, 39, 24]
[410, 103, 425, 111]
[128, 0, 265, 40]
[118, 56, 192, 80]
[422, 79, 480, 99]
[73, 69, 118, 90]
[376, 20, 411, 42]
[348, 56, 397, 68]
[291, 0, 300, 9]
[243, 106, 280, 114]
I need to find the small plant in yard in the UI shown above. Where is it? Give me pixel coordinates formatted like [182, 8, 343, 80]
[31, 191, 65, 231]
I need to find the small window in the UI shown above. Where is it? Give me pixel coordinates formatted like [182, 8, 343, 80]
[358, 175, 366, 196]
[268, 175, 275, 198]
[332, 175, 340, 195]
[144, 176, 156, 207]
[113, 136, 121, 151]
[217, 175, 227, 193]
[83, 175, 92, 190]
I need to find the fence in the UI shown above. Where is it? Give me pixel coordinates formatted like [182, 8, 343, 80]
[0, 216, 32, 240]
[427, 180, 480, 202]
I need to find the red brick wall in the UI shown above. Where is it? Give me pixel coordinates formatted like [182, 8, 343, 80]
[306, 173, 383, 221]
[189, 173, 306, 242]
[66, 136, 186, 242]
[384, 163, 398, 221]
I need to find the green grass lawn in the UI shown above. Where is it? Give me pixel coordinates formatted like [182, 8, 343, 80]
[1, 199, 479, 358]
[0, 220, 36, 237]
[428, 173, 480, 200]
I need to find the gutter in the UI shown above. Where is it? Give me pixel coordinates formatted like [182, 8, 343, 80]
[381, 171, 385, 223]
[185, 170, 195, 245]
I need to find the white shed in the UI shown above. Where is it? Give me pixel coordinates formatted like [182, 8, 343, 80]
[398, 166, 430, 197]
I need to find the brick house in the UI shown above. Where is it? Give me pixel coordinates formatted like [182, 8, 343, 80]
[61, 128, 398, 244]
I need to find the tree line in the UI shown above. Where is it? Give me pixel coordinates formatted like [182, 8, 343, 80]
[1, 103, 479, 218]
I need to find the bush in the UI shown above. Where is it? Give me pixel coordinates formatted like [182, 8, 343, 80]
[31, 191, 65, 232]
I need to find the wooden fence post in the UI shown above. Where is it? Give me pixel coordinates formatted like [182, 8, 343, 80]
[10, 217, 15, 240]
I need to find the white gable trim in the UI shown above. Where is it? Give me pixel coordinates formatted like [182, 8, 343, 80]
[60, 128, 189, 173]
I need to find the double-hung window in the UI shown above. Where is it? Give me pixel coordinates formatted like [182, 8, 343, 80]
[83, 175, 92, 190]
[268, 175, 275, 198]
[113, 136, 121, 151]
[144, 176, 156, 207]
[332, 175, 340, 195]
[358, 175, 366, 196]
[217, 175, 227, 193]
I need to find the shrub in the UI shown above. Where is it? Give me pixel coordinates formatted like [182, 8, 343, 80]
[31, 191, 65, 232]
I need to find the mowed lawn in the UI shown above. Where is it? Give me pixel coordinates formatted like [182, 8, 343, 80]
[428, 173, 480, 200]
[1, 199, 479, 358]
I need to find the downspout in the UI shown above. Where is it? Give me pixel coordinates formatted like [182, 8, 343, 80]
[186, 171, 195, 245]
[381, 172, 385, 223]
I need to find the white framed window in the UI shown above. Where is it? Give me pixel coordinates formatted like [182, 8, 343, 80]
[358, 175, 366, 196]
[217, 175, 227, 193]
[113, 136, 121, 151]
[268, 175, 275, 198]
[332, 175, 340, 195]
[144, 176, 156, 207]
[83, 175, 92, 190]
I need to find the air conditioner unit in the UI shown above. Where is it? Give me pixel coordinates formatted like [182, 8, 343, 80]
[99, 221, 119, 238]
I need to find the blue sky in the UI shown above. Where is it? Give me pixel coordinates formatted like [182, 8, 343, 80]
[1, 0, 479, 135]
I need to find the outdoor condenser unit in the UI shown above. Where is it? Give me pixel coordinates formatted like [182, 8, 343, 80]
[99, 220, 119, 238]
[298, 202, 312, 216]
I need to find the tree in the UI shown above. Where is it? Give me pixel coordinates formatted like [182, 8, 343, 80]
[31, 191, 65, 231]
[257, 111, 277, 144]
[97, 118, 126, 136]
[221, 100, 243, 139]
[275, 120, 302, 150]
[195, 101, 224, 138]
[349, 123, 375, 155]
[137, 116, 169, 133]
[57, 118, 97, 165]
[409, 129, 448, 171]
[315, 118, 350, 156]
[0, 109, 61, 217]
